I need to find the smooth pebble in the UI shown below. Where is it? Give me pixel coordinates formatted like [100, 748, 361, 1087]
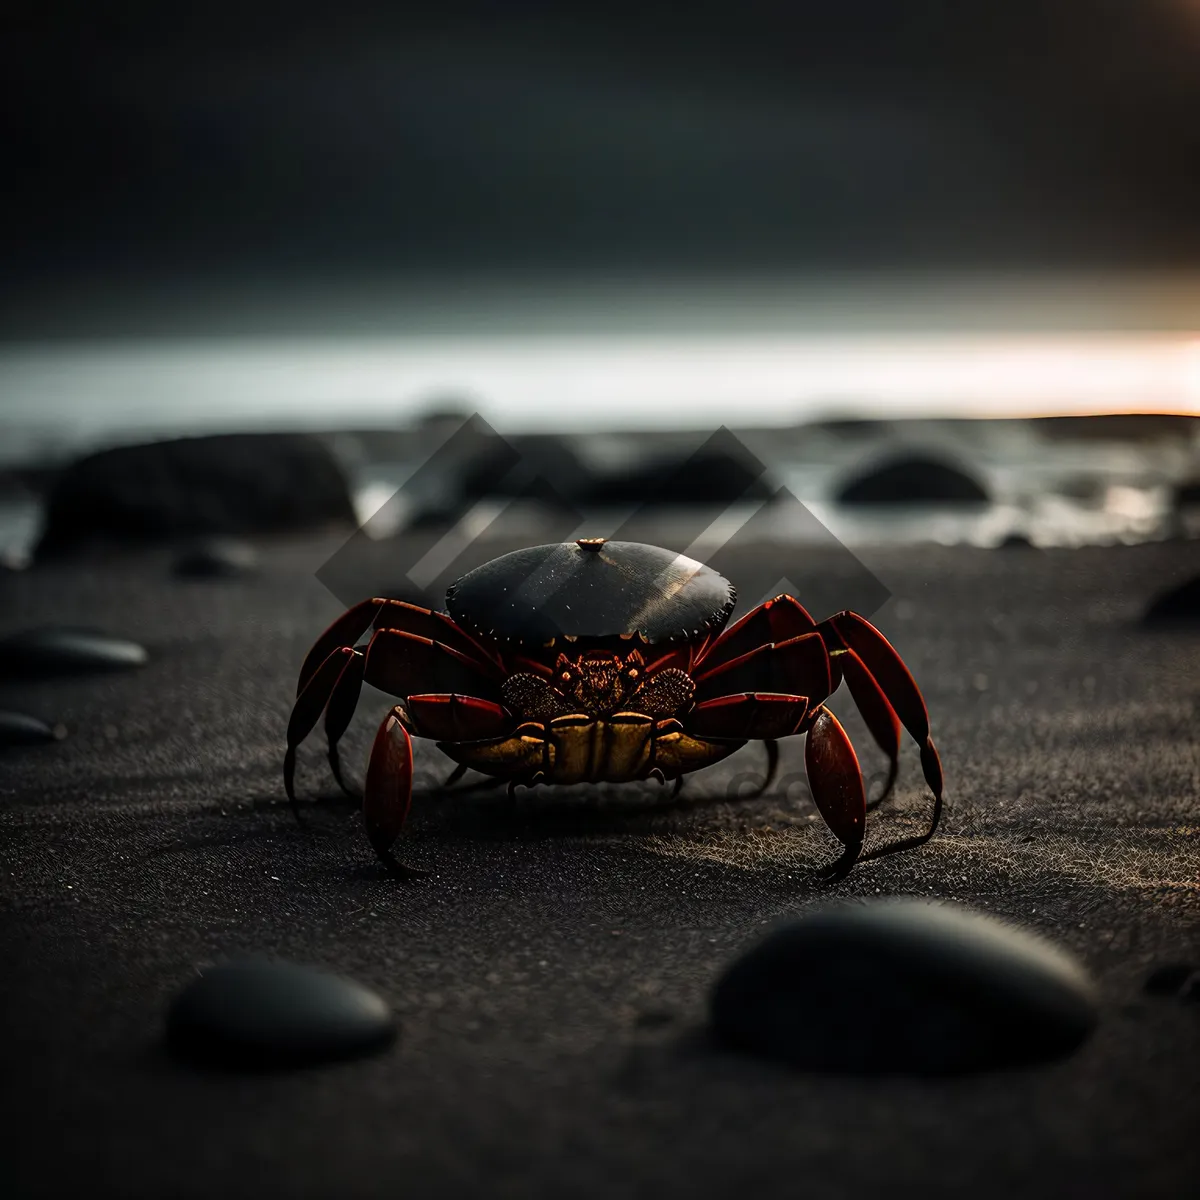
[0, 710, 66, 746]
[172, 538, 260, 579]
[0, 627, 148, 677]
[166, 958, 396, 1067]
[710, 898, 1098, 1076]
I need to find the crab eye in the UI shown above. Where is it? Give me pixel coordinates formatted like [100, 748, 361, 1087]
[627, 668, 639, 679]
[561, 671, 572, 683]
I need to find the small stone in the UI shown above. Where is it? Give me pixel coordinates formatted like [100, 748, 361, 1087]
[710, 899, 1098, 1076]
[0, 627, 148, 678]
[1143, 962, 1197, 998]
[835, 454, 989, 506]
[166, 958, 396, 1068]
[1141, 575, 1200, 626]
[172, 538, 260, 579]
[0, 710, 66, 747]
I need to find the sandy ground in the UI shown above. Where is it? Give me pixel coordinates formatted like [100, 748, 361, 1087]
[1, 536, 1198, 1199]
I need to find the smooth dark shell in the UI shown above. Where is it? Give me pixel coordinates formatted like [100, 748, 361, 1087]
[446, 540, 735, 644]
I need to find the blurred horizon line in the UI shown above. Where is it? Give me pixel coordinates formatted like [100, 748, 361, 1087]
[0, 330, 1196, 459]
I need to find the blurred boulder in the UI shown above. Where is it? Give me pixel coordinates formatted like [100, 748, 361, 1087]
[35, 434, 356, 559]
[1141, 574, 1200, 626]
[1034, 414, 1199, 442]
[1056, 475, 1106, 505]
[459, 434, 592, 504]
[809, 417, 891, 440]
[583, 445, 774, 506]
[1173, 480, 1200, 509]
[172, 538, 260, 579]
[835, 453, 989, 506]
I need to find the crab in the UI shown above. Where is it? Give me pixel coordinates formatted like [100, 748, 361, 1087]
[284, 538, 943, 880]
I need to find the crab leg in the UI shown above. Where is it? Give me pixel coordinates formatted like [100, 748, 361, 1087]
[752, 739, 780, 799]
[695, 594, 818, 671]
[693, 632, 831, 703]
[284, 645, 358, 816]
[837, 648, 902, 809]
[297, 598, 503, 694]
[297, 599, 384, 694]
[364, 629, 504, 701]
[821, 611, 943, 840]
[363, 709, 428, 878]
[441, 763, 469, 789]
[323, 649, 367, 797]
[403, 694, 512, 741]
[685, 692, 812, 801]
[687, 692, 810, 739]
[804, 706, 866, 880]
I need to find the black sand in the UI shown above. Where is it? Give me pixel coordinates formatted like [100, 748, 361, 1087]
[2, 538, 1198, 1199]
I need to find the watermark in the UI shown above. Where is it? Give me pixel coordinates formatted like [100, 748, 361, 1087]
[318, 414, 890, 621]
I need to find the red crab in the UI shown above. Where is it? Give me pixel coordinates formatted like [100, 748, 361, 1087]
[285, 539, 943, 880]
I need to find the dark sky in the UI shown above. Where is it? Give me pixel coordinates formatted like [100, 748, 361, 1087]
[4, 1, 1200, 287]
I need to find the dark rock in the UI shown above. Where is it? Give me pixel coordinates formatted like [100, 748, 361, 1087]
[1141, 574, 1200, 625]
[835, 454, 989, 506]
[0, 627, 148, 678]
[35, 434, 356, 559]
[1033, 414, 1200, 442]
[172, 538, 260, 579]
[1056, 475, 1106, 504]
[583, 446, 774, 506]
[811, 417, 891, 439]
[1143, 962, 1198, 998]
[166, 958, 396, 1068]
[0, 711, 66, 747]
[710, 899, 1098, 1076]
[458, 434, 593, 505]
[1173, 480, 1200, 509]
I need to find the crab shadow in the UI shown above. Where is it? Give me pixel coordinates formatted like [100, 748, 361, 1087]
[408, 774, 789, 843]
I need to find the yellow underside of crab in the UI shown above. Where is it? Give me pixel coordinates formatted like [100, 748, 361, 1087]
[436, 712, 740, 784]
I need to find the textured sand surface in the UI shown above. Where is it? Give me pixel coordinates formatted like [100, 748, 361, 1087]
[2, 537, 1198, 1199]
